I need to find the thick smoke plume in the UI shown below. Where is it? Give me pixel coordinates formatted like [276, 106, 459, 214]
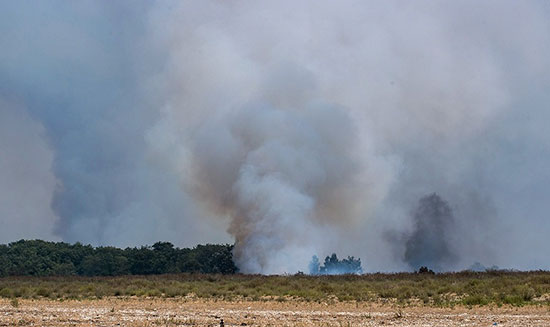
[1, 1, 550, 273]
[186, 98, 364, 273]
[404, 194, 457, 271]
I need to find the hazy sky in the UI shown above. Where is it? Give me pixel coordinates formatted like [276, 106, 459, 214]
[1, 1, 549, 273]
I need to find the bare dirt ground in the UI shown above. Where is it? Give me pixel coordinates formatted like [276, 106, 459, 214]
[1, 298, 549, 327]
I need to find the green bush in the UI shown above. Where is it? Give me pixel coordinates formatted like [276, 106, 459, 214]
[0, 288, 12, 298]
[462, 294, 489, 306]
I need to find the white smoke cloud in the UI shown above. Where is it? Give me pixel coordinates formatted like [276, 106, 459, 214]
[146, 0, 550, 272]
[1, 0, 549, 272]
[183, 95, 367, 273]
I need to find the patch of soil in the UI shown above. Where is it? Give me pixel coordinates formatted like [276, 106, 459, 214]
[0, 298, 549, 326]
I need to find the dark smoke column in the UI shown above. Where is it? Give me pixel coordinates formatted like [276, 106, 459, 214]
[404, 193, 457, 271]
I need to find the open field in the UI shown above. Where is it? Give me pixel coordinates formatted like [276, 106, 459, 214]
[1, 298, 550, 327]
[1, 272, 550, 326]
[1, 272, 550, 307]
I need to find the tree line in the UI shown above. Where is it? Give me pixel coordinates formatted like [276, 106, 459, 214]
[0, 240, 237, 277]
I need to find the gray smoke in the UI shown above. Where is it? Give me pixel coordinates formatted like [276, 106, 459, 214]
[184, 87, 365, 273]
[404, 193, 457, 271]
[1, 1, 550, 273]
[0, 1, 229, 247]
[0, 98, 58, 241]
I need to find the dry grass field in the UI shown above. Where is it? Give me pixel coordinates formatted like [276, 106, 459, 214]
[2, 272, 550, 306]
[1, 272, 550, 326]
[1, 298, 550, 327]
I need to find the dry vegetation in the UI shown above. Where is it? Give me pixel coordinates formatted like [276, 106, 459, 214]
[1, 272, 550, 326]
[1, 298, 550, 327]
[1, 271, 550, 307]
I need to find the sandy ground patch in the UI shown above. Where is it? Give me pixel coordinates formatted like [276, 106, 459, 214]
[1, 298, 549, 326]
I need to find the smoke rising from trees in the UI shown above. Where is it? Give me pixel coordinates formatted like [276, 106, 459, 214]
[1, 1, 550, 273]
[184, 96, 365, 273]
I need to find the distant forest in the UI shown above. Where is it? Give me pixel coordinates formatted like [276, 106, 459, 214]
[0, 240, 237, 277]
